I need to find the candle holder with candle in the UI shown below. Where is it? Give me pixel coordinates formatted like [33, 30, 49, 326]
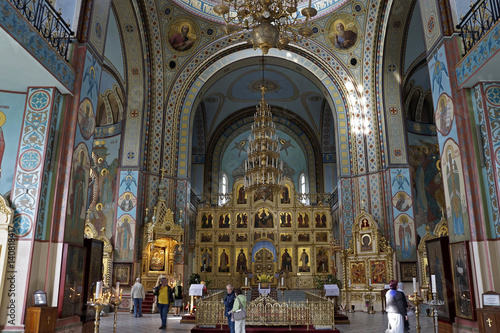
[88, 281, 111, 333]
[110, 286, 123, 333]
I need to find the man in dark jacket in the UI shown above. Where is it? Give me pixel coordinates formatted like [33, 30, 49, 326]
[385, 280, 408, 333]
[224, 284, 236, 333]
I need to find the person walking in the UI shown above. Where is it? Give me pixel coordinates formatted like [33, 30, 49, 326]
[397, 283, 410, 333]
[385, 280, 408, 333]
[131, 277, 146, 317]
[230, 288, 247, 333]
[173, 280, 183, 317]
[155, 277, 173, 330]
[223, 284, 236, 333]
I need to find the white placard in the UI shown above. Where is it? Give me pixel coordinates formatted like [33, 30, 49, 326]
[324, 284, 339, 296]
[189, 284, 205, 296]
[483, 294, 500, 306]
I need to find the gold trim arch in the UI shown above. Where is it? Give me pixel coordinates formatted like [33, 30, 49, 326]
[84, 214, 114, 286]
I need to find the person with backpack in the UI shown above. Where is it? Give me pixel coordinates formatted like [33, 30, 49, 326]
[154, 277, 173, 330]
[173, 280, 183, 317]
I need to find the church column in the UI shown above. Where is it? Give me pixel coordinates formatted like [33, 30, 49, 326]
[0, 88, 59, 328]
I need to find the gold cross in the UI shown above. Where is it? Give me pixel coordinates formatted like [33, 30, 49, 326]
[487, 318, 493, 327]
[47, 316, 51, 324]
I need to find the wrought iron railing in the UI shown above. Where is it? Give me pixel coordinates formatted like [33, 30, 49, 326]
[457, 0, 500, 55]
[190, 190, 201, 209]
[8, 0, 74, 60]
[196, 294, 335, 329]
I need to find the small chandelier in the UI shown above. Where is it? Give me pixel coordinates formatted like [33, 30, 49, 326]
[244, 68, 284, 200]
[214, 0, 318, 54]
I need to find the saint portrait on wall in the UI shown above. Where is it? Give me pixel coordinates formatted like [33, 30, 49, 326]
[327, 15, 359, 51]
[236, 213, 248, 228]
[392, 191, 412, 212]
[219, 248, 230, 273]
[200, 248, 212, 272]
[281, 248, 293, 272]
[316, 248, 329, 273]
[236, 184, 247, 204]
[254, 208, 273, 228]
[281, 184, 291, 204]
[236, 248, 248, 272]
[77, 98, 96, 140]
[436, 94, 454, 136]
[201, 213, 213, 228]
[350, 262, 366, 284]
[118, 191, 137, 212]
[361, 234, 372, 251]
[167, 19, 197, 52]
[298, 248, 310, 272]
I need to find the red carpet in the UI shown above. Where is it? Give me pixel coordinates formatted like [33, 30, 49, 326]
[191, 325, 339, 332]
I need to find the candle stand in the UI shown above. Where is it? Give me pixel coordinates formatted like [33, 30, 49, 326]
[424, 292, 444, 333]
[241, 286, 251, 298]
[365, 286, 375, 314]
[277, 286, 287, 301]
[110, 295, 122, 333]
[408, 292, 424, 333]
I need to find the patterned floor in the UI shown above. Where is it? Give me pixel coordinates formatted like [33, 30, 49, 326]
[99, 310, 435, 333]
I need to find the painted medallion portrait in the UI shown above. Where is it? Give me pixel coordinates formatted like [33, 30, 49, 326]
[118, 191, 137, 212]
[77, 98, 95, 140]
[392, 191, 412, 212]
[327, 15, 359, 51]
[436, 93, 454, 136]
[167, 18, 197, 52]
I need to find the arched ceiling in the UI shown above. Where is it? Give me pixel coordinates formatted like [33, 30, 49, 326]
[170, 0, 351, 23]
[197, 56, 325, 142]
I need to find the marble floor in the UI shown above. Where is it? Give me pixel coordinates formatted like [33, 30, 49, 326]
[99, 310, 436, 333]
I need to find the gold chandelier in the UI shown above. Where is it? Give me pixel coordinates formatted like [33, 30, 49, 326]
[214, 0, 318, 54]
[244, 83, 284, 200]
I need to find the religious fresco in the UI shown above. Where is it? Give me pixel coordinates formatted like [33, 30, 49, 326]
[218, 213, 230, 228]
[297, 212, 310, 228]
[280, 212, 292, 227]
[280, 247, 293, 272]
[327, 14, 360, 51]
[254, 208, 273, 228]
[235, 213, 248, 228]
[65, 143, 90, 244]
[407, 132, 444, 237]
[436, 94, 454, 136]
[350, 262, 366, 284]
[167, 18, 198, 52]
[115, 170, 139, 262]
[200, 247, 213, 272]
[370, 261, 387, 284]
[298, 247, 310, 273]
[0, 92, 26, 195]
[88, 135, 120, 239]
[77, 98, 96, 140]
[442, 140, 471, 242]
[218, 248, 230, 273]
[418, 0, 443, 51]
[236, 248, 248, 272]
[394, 214, 416, 260]
[236, 184, 247, 204]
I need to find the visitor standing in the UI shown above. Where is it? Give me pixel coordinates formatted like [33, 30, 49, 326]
[131, 277, 146, 317]
[230, 288, 247, 333]
[224, 284, 236, 333]
[173, 280, 183, 317]
[385, 280, 407, 333]
[155, 277, 173, 330]
[397, 283, 410, 333]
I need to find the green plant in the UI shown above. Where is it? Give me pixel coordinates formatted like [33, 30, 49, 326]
[188, 273, 201, 286]
[202, 273, 212, 289]
[314, 274, 342, 290]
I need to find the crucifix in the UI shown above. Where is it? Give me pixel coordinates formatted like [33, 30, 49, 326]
[487, 318, 493, 328]
[160, 167, 167, 179]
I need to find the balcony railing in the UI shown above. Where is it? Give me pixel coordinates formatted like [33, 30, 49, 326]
[9, 0, 74, 61]
[457, 0, 500, 55]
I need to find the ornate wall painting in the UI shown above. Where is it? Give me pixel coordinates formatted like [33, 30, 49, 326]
[442, 140, 471, 242]
[370, 260, 387, 284]
[201, 212, 213, 228]
[281, 184, 291, 204]
[450, 241, 475, 320]
[65, 143, 90, 244]
[236, 213, 248, 228]
[297, 212, 310, 228]
[254, 208, 273, 228]
[113, 263, 131, 286]
[77, 98, 96, 140]
[436, 94, 454, 136]
[392, 192, 412, 213]
[114, 214, 135, 261]
[360, 234, 373, 252]
[326, 14, 360, 51]
[350, 261, 366, 284]
[298, 247, 311, 273]
[281, 233, 293, 242]
[236, 233, 247, 242]
[218, 247, 230, 273]
[236, 184, 247, 204]
[394, 214, 416, 260]
[418, 0, 443, 51]
[117, 191, 137, 213]
[167, 17, 198, 52]
[407, 132, 443, 237]
[236, 248, 248, 272]
[315, 212, 328, 228]
[0, 92, 25, 195]
[59, 244, 86, 318]
[254, 191, 273, 202]
[200, 247, 213, 272]
[400, 262, 417, 282]
[426, 237, 455, 321]
[316, 248, 329, 273]
[280, 247, 293, 272]
[280, 212, 292, 227]
[218, 233, 230, 242]
[218, 213, 231, 228]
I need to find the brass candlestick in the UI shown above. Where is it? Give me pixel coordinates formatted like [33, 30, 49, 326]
[110, 297, 122, 333]
[277, 286, 287, 301]
[408, 292, 423, 333]
[241, 286, 251, 298]
[89, 303, 105, 333]
[424, 292, 444, 333]
[366, 286, 375, 314]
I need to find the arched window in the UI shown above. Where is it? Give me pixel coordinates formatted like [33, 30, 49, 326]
[220, 173, 229, 205]
[299, 173, 307, 204]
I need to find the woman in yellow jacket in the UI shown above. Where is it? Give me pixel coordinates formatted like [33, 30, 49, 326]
[156, 277, 173, 330]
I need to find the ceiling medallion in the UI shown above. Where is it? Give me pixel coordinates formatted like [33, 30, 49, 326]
[214, 0, 318, 54]
[249, 78, 279, 93]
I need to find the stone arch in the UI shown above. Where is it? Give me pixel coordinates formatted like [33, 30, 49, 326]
[171, 46, 361, 183]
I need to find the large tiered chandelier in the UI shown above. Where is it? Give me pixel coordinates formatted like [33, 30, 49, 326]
[214, 0, 318, 54]
[244, 78, 284, 200]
